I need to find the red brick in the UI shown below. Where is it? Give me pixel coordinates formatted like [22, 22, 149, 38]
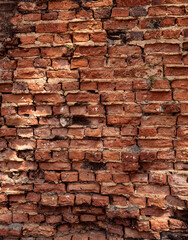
[80, 214, 96, 222]
[121, 127, 137, 136]
[164, 55, 182, 64]
[131, 174, 148, 183]
[75, 194, 91, 205]
[85, 128, 101, 138]
[141, 17, 175, 29]
[107, 116, 140, 126]
[85, 152, 101, 162]
[148, 197, 166, 208]
[76, 8, 92, 18]
[82, 0, 113, 7]
[149, 6, 166, 16]
[6, 116, 36, 126]
[20, 35, 35, 45]
[47, 70, 78, 79]
[59, 10, 76, 20]
[90, 32, 106, 42]
[15, 69, 45, 79]
[136, 185, 170, 195]
[145, 43, 179, 53]
[168, 174, 187, 185]
[117, 0, 150, 7]
[17, 128, 33, 138]
[141, 116, 176, 126]
[35, 151, 51, 161]
[18, 1, 47, 11]
[59, 194, 75, 206]
[69, 151, 85, 160]
[45, 172, 60, 183]
[67, 183, 100, 193]
[138, 139, 172, 148]
[104, 19, 137, 30]
[174, 90, 188, 101]
[177, 126, 188, 139]
[157, 150, 175, 160]
[149, 173, 167, 184]
[23, 224, 55, 237]
[40, 162, 71, 171]
[81, 69, 113, 79]
[0, 128, 16, 137]
[42, 12, 58, 20]
[46, 215, 62, 224]
[113, 174, 130, 183]
[109, 45, 141, 56]
[112, 196, 127, 207]
[79, 171, 95, 182]
[71, 58, 88, 68]
[13, 213, 28, 223]
[75, 46, 107, 56]
[101, 185, 134, 195]
[35, 94, 65, 104]
[136, 222, 150, 233]
[34, 58, 51, 68]
[80, 82, 97, 91]
[169, 219, 187, 230]
[29, 215, 45, 223]
[69, 21, 102, 31]
[8, 139, 36, 150]
[112, 8, 129, 17]
[139, 127, 157, 137]
[96, 173, 112, 183]
[177, 18, 188, 26]
[8, 48, 39, 57]
[34, 183, 65, 193]
[48, 1, 79, 10]
[3, 94, 33, 104]
[38, 34, 53, 43]
[41, 194, 58, 206]
[88, 105, 104, 115]
[24, 13, 41, 21]
[41, 47, 67, 58]
[150, 219, 168, 230]
[167, 6, 185, 15]
[163, 29, 181, 38]
[136, 91, 172, 102]
[0, 212, 12, 224]
[104, 139, 136, 148]
[67, 93, 99, 103]
[26, 192, 40, 202]
[107, 208, 139, 219]
[53, 105, 69, 115]
[36, 23, 67, 33]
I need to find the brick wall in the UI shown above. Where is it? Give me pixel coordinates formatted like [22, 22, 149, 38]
[0, 0, 188, 239]
[0, 0, 17, 56]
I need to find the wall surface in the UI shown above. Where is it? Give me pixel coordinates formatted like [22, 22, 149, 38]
[0, 0, 188, 239]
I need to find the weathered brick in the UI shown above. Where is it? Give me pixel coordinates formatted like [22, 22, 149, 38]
[36, 23, 67, 33]
[41, 194, 58, 206]
[0, 0, 187, 236]
[59, 194, 75, 206]
[23, 224, 55, 237]
[41, 47, 67, 58]
[8, 48, 39, 57]
[67, 183, 100, 193]
[48, 1, 79, 10]
[117, 0, 150, 7]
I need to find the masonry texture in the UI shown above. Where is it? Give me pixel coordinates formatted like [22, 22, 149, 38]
[0, 0, 188, 239]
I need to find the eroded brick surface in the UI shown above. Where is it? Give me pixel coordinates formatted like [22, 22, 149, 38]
[0, 0, 188, 239]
